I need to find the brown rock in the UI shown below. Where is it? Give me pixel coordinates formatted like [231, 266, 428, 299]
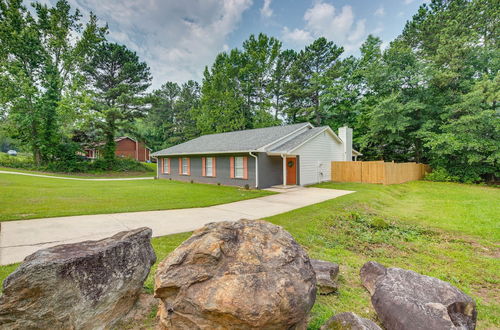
[360, 261, 477, 330]
[0, 228, 156, 330]
[154, 219, 317, 329]
[321, 312, 381, 330]
[311, 259, 339, 294]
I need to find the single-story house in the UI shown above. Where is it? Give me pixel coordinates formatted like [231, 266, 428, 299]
[84, 136, 151, 162]
[151, 123, 360, 189]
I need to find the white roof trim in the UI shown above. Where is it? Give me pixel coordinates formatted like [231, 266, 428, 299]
[257, 122, 313, 152]
[285, 127, 342, 154]
[154, 150, 256, 157]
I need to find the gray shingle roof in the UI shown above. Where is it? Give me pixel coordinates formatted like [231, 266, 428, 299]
[269, 127, 328, 153]
[151, 123, 310, 156]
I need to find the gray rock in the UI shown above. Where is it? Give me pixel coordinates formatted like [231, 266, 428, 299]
[0, 227, 156, 330]
[321, 312, 381, 330]
[360, 261, 477, 330]
[360, 261, 386, 295]
[311, 259, 339, 294]
[154, 219, 317, 329]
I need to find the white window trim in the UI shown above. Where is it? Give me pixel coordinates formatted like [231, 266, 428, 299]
[205, 157, 213, 177]
[234, 156, 244, 179]
[163, 158, 169, 174]
[182, 157, 189, 175]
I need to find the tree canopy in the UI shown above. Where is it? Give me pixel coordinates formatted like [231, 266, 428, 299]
[0, 0, 497, 181]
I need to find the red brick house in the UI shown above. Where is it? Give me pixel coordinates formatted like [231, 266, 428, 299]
[84, 136, 151, 162]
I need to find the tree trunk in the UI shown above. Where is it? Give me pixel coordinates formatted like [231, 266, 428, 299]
[275, 94, 280, 120]
[31, 120, 41, 167]
[33, 147, 42, 167]
[103, 116, 116, 169]
[314, 92, 320, 126]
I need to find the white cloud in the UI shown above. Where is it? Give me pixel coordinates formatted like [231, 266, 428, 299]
[374, 5, 385, 17]
[282, 27, 313, 44]
[260, 0, 273, 18]
[371, 23, 384, 36]
[282, 1, 368, 53]
[404, 0, 415, 4]
[67, 0, 253, 88]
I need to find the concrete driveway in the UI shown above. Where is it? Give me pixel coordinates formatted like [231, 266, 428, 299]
[0, 187, 353, 265]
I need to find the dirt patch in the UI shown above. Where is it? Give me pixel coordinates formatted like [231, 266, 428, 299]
[112, 293, 158, 329]
[472, 286, 500, 305]
[469, 241, 500, 259]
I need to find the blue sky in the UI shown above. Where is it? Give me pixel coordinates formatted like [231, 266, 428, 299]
[49, 0, 426, 88]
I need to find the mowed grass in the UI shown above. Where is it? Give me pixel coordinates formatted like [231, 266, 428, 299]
[0, 166, 155, 178]
[0, 174, 272, 221]
[266, 181, 499, 329]
[1, 181, 498, 328]
[143, 181, 499, 329]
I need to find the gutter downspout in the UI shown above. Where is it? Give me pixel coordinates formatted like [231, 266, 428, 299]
[249, 152, 258, 189]
[281, 154, 287, 187]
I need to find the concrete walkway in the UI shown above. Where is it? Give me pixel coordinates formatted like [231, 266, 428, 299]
[0, 170, 153, 181]
[0, 187, 353, 265]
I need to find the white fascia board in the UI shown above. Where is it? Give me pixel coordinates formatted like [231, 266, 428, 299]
[266, 151, 297, 157]
[286, 127, 343, 154]
[257, 123, 313, 152]
[325, 127, 343, 144]
[152, 150, 257, 157]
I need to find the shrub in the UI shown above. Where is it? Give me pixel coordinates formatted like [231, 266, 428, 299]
[370, 217, 390, 230]
[0, 150, 153, 174]
[46, 160, 89, 173]
[424, 167, 460, 183]
[318, 211, 431, 255]
[0, 153, 35, 169]
[244, 184, 250, 190]
[89, 158, 152, 173]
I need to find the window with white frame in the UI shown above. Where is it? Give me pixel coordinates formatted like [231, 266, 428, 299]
[182, 157, 189, 175]
[163, 158, 169, 173]
[206, 157, 213, 176]
[234, 156, 244, 178]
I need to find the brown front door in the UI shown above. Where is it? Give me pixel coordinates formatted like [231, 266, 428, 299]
[286, 157, 297, 185]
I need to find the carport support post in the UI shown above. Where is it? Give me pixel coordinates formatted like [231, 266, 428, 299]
[281, 154, 287, 187]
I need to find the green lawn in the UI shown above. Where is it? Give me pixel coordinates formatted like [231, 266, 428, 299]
[1, 181, 498, 329]
[267, 181, 499, 329]
[0, 173, 272, 221]
[142, 162, 158, 172]
[142, 181, 499, 329]
[0, 166, 155, 178]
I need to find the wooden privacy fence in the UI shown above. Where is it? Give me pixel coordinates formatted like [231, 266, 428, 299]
[331, 161, 430, 185]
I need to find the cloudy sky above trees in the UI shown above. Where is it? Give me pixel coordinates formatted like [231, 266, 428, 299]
[45, 0, 426, 88]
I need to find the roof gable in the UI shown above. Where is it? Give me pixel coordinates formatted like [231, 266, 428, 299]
[268, 126, 343, 154]
[151, 123, 311, 156]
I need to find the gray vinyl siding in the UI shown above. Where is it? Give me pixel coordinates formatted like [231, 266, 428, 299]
[257, 153, 282, 188]
[157, 154, 256, 188]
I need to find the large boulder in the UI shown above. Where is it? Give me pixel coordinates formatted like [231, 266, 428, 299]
[360, 261, 477, 330]
[154, 219, 317, 329]
[311, 259, 339, 294]
[0, 228, 156, 330]
[320, 312, 381, 330]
